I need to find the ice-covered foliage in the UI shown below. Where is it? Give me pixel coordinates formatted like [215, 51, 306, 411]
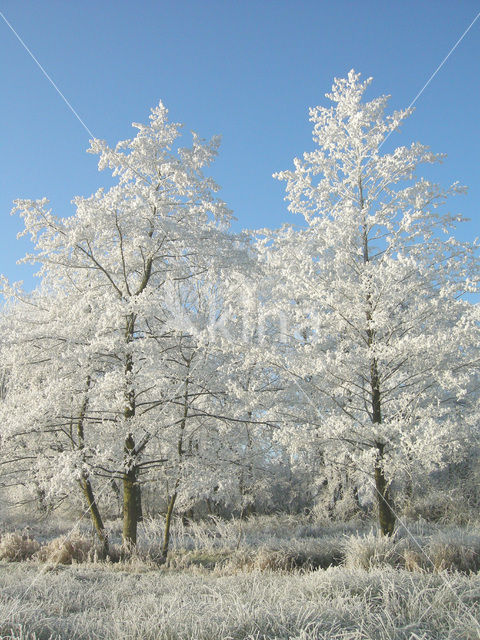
[254, 70, 480, 533]
[0, 73, 479, 546]
[0, 103, 260, 548]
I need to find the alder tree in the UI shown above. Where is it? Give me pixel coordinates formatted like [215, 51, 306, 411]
[1, 104, 250, 551]
[258, 71, 479, 534]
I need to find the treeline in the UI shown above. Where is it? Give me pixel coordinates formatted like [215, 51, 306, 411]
[1, 72, 479, 557]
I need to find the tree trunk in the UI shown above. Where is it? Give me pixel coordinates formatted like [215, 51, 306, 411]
[370, 355, 396, 535]
[240, 501, 255, 519]
[404, 476, 413, 507]
[35, 484, 50, 514]
[122, 433, 138, 549]
[352, 484, 363, 513]
[135, 483, 143, 523]
[162, 368, 188, 555]
[162, 492, 177, 558]
[375, 444, 395, 536]
[110, 479, 122, 518]
[122, 315, 139, 551]
[75, 374, 108, 556]
[361, 181, 396, 536]
[80, 476, 109, 557]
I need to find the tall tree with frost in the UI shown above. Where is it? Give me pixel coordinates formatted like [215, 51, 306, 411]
[260, 71, 479, 534]
[5, 103, 245, 549]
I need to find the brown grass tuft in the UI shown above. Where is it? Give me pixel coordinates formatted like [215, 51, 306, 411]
[0, 532, 40, 561]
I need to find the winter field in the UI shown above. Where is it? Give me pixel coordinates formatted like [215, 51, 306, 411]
[1, 515, 480, 640]
[2, 69, 480, 639]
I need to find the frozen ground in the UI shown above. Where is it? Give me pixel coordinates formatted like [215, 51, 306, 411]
[1, 563, 479, 639]
[0, 515, 479, 639]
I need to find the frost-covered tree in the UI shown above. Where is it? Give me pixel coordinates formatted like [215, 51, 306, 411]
[259, 71, 479, 534]
[3, 103, 249, 550]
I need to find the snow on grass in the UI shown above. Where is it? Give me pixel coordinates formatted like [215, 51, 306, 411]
[0, 563, 479, 639]
[0, 516, 480, 638]
[2, 515, 480, 575]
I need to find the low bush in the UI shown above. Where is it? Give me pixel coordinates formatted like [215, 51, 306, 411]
[36, 532, 95, 565]
[427, 540, 480, 573]
[342, 531, 406, 570]
[0, 532, 40, 562]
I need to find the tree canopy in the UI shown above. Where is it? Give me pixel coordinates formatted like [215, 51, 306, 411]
[1, 72, 478, 545]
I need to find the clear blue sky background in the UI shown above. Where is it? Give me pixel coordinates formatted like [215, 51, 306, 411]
[0, 0, 479, 290]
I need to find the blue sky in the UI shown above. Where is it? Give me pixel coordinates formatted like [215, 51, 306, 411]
[0, 0, 479, 290]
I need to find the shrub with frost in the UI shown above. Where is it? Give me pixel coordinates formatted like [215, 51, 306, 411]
[36, 532, 95, 565]
[343, 531, 405, 570]
[0, 532, 40, 561]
